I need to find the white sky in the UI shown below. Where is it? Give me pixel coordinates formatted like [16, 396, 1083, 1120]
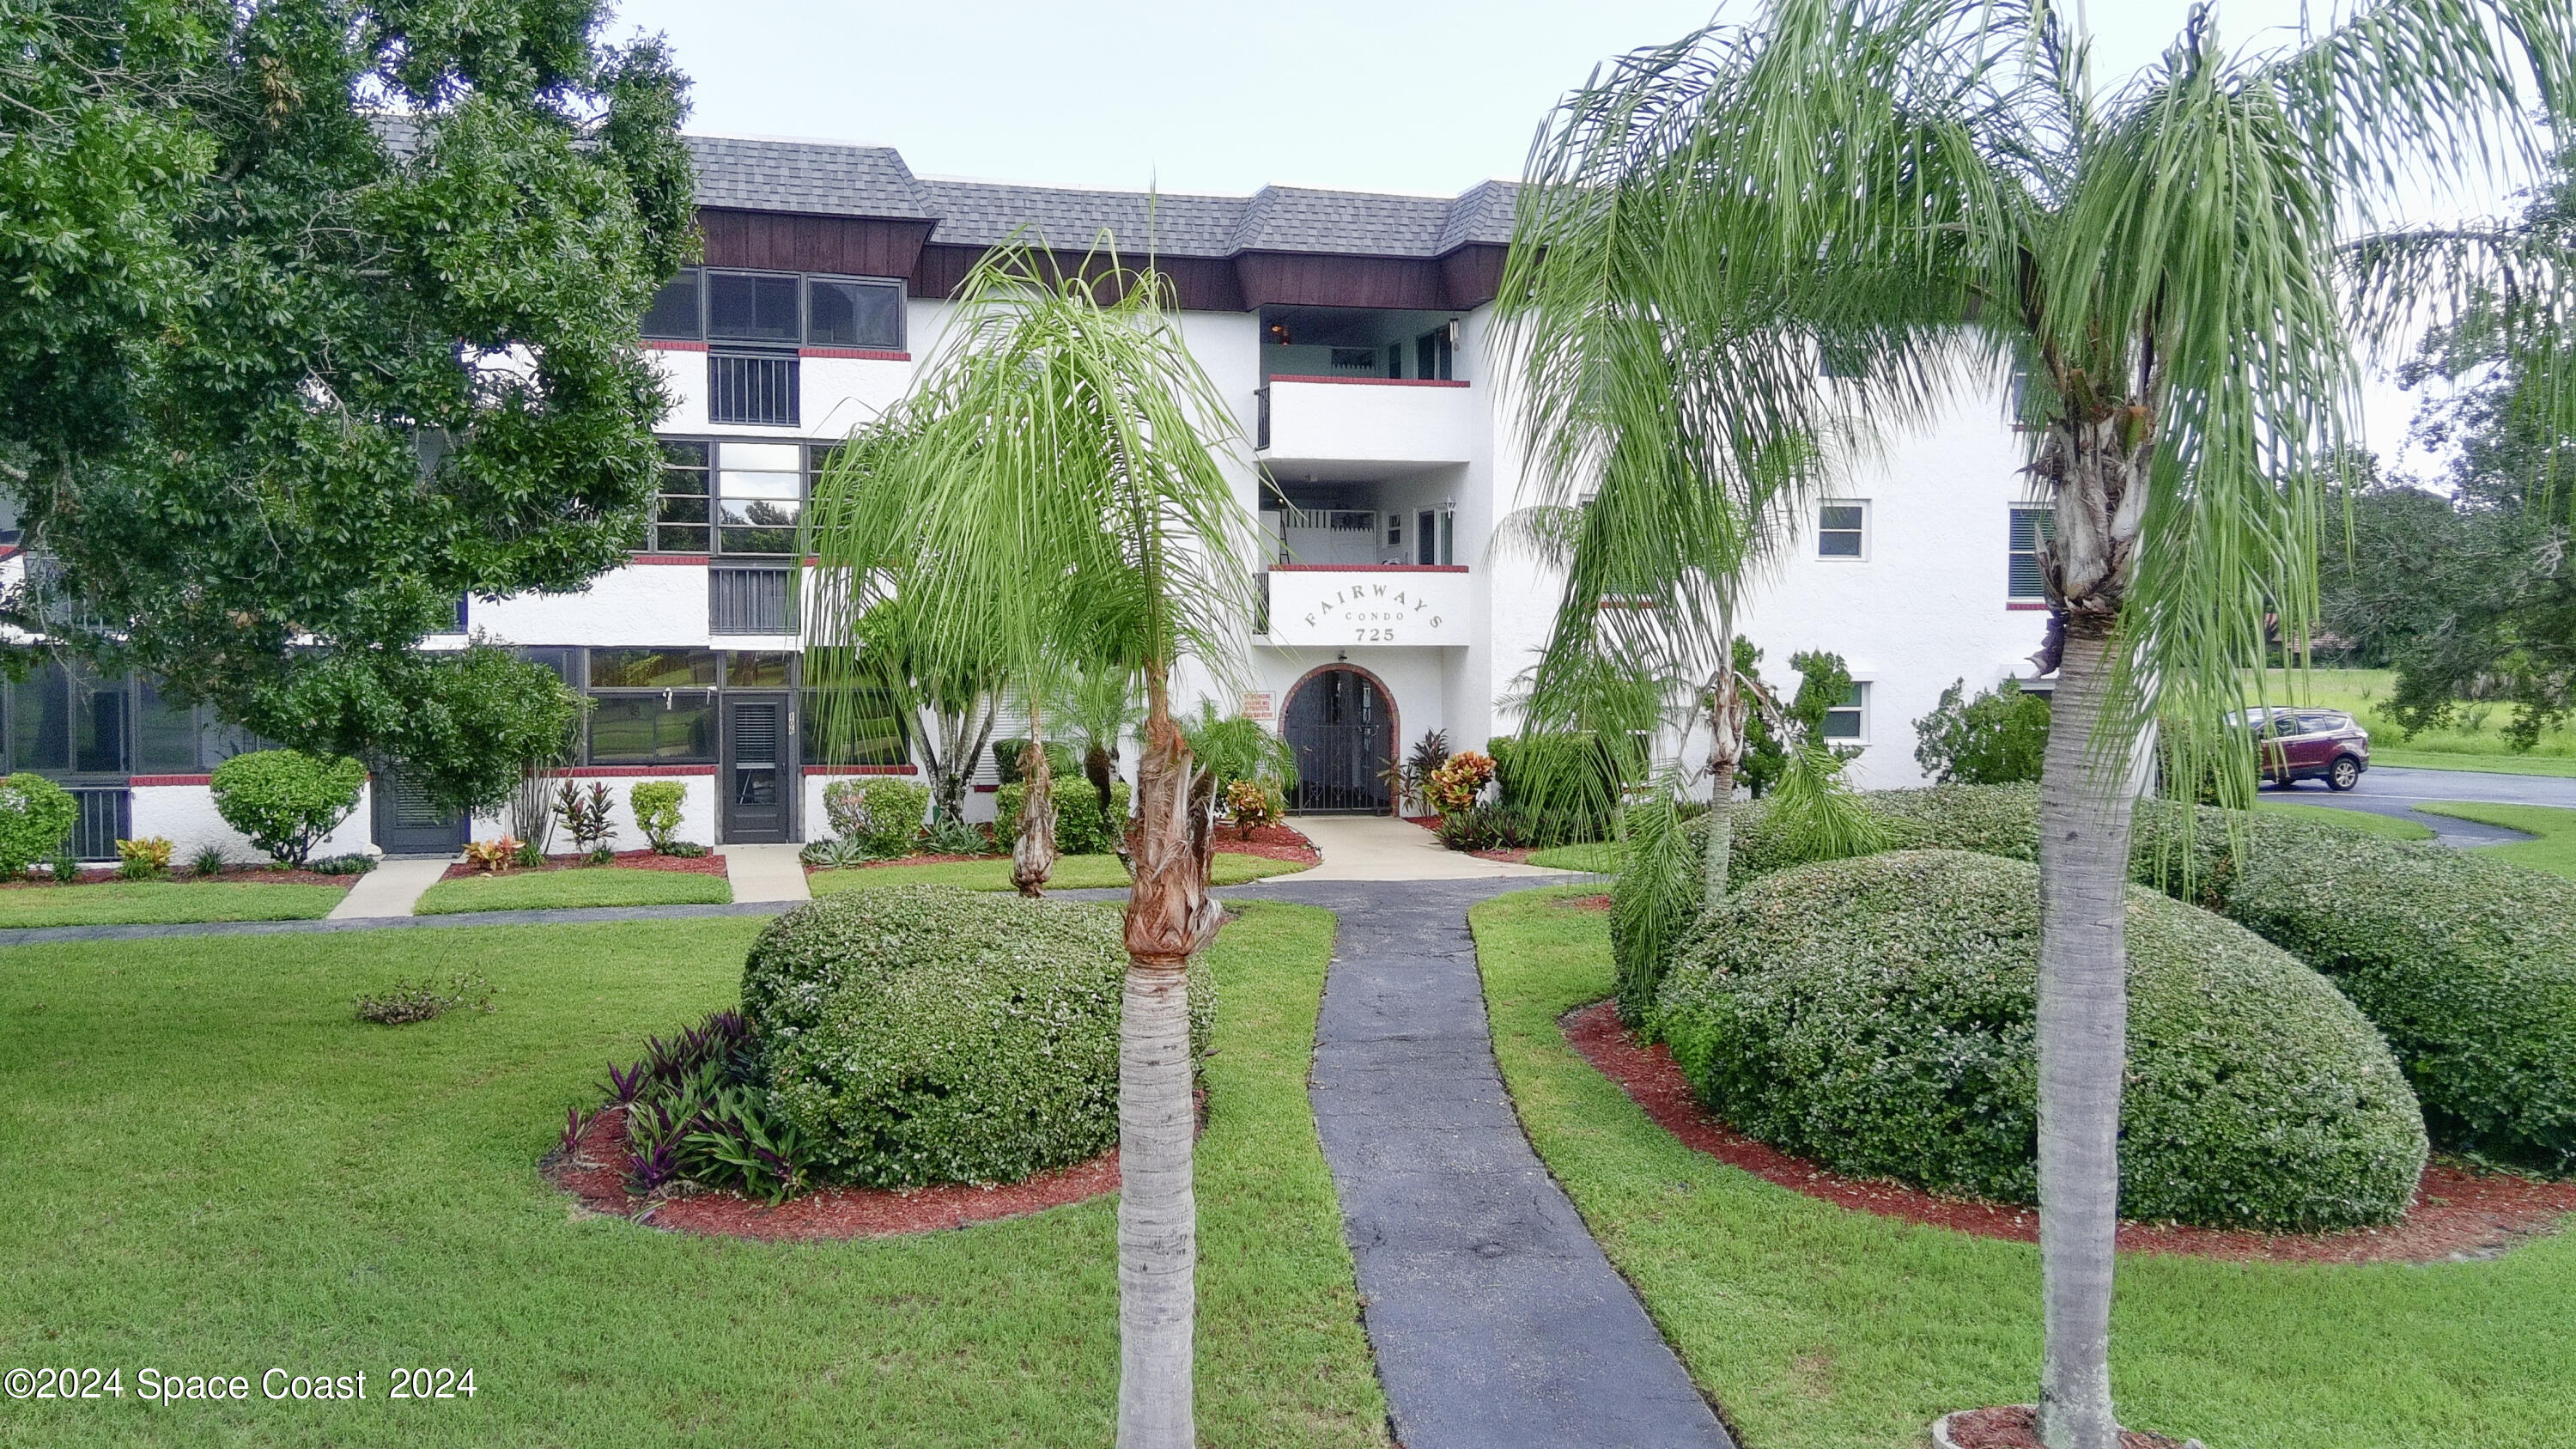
[607, 0, 2541, 473]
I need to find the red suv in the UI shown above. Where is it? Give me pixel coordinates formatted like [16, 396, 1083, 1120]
[2243, 709, 2371, 791]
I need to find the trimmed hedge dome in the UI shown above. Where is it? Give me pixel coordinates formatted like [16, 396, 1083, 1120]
[1656, 850, 2427, 1230]
[741, 886, 1213, 1188]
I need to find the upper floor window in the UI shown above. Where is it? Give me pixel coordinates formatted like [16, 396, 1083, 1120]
[651, 440, 822, 555]
[1820, 680, 1870, 743]
[1818, 500, 1868, 558]
[641, 267, 906, 351]
[2009, 504, 2055, 600]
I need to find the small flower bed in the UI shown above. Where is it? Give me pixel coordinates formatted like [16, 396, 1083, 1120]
[439, 847, 727, 882]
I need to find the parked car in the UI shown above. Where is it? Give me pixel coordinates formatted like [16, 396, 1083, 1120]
[2239, 709, 2371, 790]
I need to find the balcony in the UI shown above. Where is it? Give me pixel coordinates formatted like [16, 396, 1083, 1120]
[1257, 376, 1474, 466]
[1261, 565, 1470, 648]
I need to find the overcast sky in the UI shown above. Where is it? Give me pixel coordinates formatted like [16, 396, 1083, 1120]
[606, 0, 2541, 472]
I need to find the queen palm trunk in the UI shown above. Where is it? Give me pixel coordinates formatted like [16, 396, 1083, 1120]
[1012, 707, 1058, 898]
[1700, 664, 1749, 912]
[1117, 667, 1221, 1449]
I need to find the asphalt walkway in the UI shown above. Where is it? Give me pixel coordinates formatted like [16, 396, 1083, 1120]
[2264, 763, 2561, 845]
[1258, 874, 1732, 1449]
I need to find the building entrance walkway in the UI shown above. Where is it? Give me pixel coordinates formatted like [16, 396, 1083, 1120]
[1257, 875, 1732, 1449]
[719, 843, 811, 904]
[1281, 814, 1574, 882]
[325, 857, 452, 920]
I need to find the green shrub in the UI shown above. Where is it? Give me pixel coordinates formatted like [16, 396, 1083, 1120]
[820, 776, 928, 855]
[991, 739, 1080, 786]
[1488, 732, 1625, 844]
[629, 780, 689, 853]
[993, 780, 1132, 856]
[1657, 850, 2427, 1229]
[0, 773, 80, 877]
[2225, 824, 2576, 1170]
[741, 886, 1212, 1187]
[209, 749, 366, 867]
[1911, 677, 2052, 785]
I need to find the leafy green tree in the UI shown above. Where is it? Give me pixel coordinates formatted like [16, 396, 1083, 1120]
[807, 246, 1256, 1448]
[0, 1, 693, 813]
[1915, 678, 2053, 786]
[2316, 474, 2469, 669]
[1500, 4, 2569, 1443]
[1739, 645, 1857, 797]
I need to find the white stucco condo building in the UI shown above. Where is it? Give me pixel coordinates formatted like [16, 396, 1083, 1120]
[4, 134, 2049, 858]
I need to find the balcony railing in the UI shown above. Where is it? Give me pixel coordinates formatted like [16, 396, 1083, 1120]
[66, 787, 130, 861]
[710, 567, 797, 635]
[709, 351, 799, 426]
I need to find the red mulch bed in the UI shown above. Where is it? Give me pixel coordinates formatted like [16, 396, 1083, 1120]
[544, 1105, 1119, 1240]
[1213, 822, 1319, 866]
[1941, 1406, 2193, 1449]
[1399, 811, 1541, 863]
[1561, 999, 2576, 1264]
[1, 867, 357, 889]
[442, 848, 727, 882]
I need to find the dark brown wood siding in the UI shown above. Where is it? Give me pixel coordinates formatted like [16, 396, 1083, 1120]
[1234, 253, 1448, 310]
[908, 245, 1245, 311]
[1438, 244, 1509, 310]
[698, 209, 933, 279]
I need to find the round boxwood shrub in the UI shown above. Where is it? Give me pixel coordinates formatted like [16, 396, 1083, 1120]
[740, 886, 1213, 1188]
[2225, 824, 2576, 1171]
[1656, 850, 2427, 1230]
[209, 749, 367, 866]
[0, 772, 80, 877]
[993, 780, 1133, 857]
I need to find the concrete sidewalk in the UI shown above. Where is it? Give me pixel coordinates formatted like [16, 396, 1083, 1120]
[1273, 815, 1578, 883]
[325, 858, 452, 920]
[720, 843, 811, 904]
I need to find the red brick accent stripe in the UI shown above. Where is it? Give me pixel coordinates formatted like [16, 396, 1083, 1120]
[557, 765, 718, 777]
[799, 347, 910, 361]
[129, 774, 213, 787]
[646, 340, 711, 352]
[803, 765, 919, 776]
[1270, 563, 1468, 574]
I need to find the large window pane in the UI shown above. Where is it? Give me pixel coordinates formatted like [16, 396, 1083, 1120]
[589, 695, 718, 764]
[9, 661, 70, 772]
[136, 677, 198, 773]
[76, 673, 127, 773]
[806, 277, 905, 349]
[586, 648, 717, 690]
[641, 269, 702, 339]
[718, 442, 805, 554]
[726, 652, 794, 688]
[706, 272, 800, 343]
[800, 688, 909, 765]
[653, 441, 711, 552]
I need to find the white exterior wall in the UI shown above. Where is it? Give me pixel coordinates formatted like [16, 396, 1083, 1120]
[466, 770, 720, 853]
[129, 782, 377, 865]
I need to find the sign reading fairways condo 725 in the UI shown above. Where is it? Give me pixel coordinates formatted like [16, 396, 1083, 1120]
[1264, 569, 1471, 648]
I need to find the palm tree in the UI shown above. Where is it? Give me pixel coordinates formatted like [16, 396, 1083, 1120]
[1500, 3, 2569, 1445]
[805, 243, 1255, 1449]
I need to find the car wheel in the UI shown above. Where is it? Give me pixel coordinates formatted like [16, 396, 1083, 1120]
[2327, 756, 2360, 792]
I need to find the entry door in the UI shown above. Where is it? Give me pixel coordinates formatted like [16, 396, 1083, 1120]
[1282, 669, 1391, 814]
[372, 762, 467, 856]
[722, 693, 793, 843]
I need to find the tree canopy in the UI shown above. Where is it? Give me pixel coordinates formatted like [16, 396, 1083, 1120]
[0, 0, 694, 810]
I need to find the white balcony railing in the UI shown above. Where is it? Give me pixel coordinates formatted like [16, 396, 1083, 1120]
[1257, 376, 1476, 466]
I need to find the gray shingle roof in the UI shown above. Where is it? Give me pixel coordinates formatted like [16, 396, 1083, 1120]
[687, 136, 934, 220]
[688, 135, 1515, 259]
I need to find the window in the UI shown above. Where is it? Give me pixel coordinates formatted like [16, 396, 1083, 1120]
[1386, 513, 1403, 549]
[588, 648, 717, 689]
[708, 351, 799, 426]
[641, 266, 905, 351]
[805, 277, 904, 349]
[134, 678, 200, 773]
[642, 270, 702, 340]
[588, 695, 718, 764]
[647, 441, 815, 554]
[726, 653, 795, 688]
[1821, 681, 1869, 743]
[1818, 501, 1867, 558]
[1417, 509, 1436, 565]
[2009, 505, 2055, 600]
[707, 271, 801, 344]
[800, 687, 909, 766]
[1415, 326, 1454, 381]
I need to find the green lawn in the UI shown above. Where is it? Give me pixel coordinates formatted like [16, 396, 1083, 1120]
[810, 850, 1305, 894]
[0, 880, 349, 928]
[1526, 842, 1619, 872]
[413, 867, 732, 915]
[2413, 801, 2576, 881]
[2260, 667, 2576, 775]
[0, 905, 1384, 1446]
[1468, 887, 2576, 1449]
[2253, 798, 2436, 840]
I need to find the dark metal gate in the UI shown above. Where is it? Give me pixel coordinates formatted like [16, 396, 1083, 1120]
[723, 693, 793, 842]
[1282, 668, 1390, 814]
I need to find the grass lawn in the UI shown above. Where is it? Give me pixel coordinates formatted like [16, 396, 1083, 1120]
[2253, 798, 2436, 840]
[810, 849, 1306, 894]
[1526, 842, 1619, 872]
[0, 880, 348, 928]
[0, 904, 1384, 1446]
[413, 867, 732, 915]
[2413, 801, 2576, 881]
[1469, 886, 2576, 1449]
[2259, 667, 2576, 775]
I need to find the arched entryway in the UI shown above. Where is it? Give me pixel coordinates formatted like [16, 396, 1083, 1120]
[1281, 666, 1394, 813]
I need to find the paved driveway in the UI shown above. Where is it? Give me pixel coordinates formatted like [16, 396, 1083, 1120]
[2261, 763, 2571, 844]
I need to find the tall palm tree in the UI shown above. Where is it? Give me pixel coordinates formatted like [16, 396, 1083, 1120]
[1500, 3, 2569, 1445]
[805, 243, 1255, 1449]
